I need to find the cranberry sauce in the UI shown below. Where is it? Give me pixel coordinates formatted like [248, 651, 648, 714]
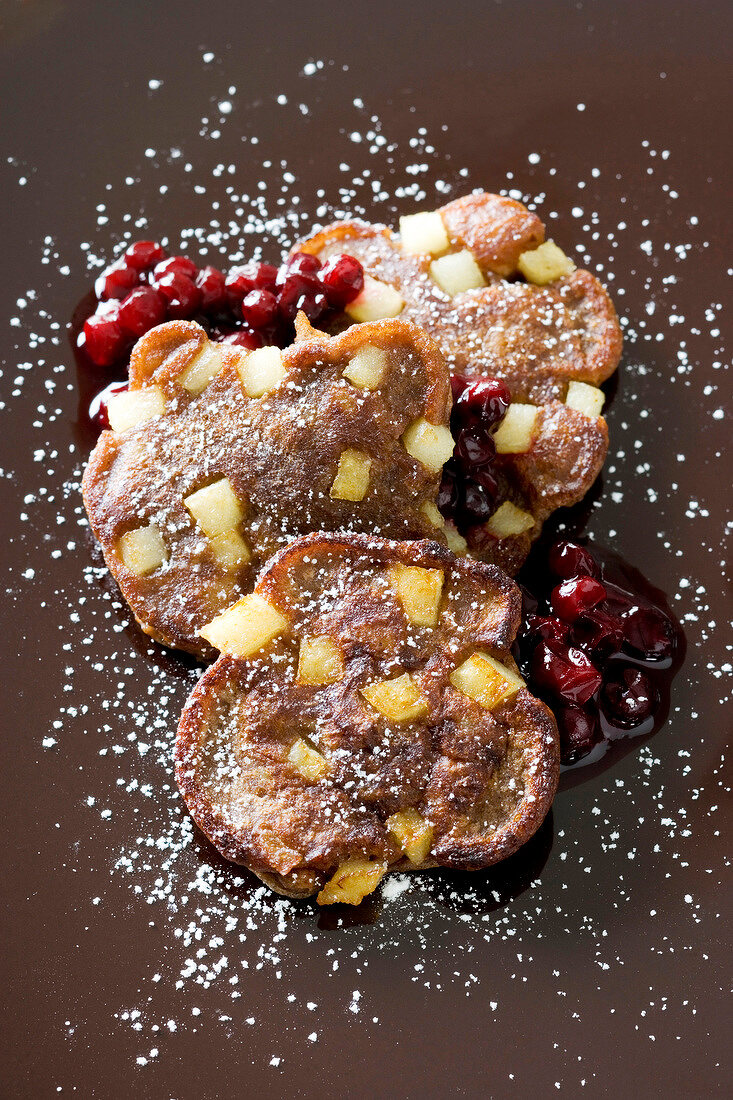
[515, 537, 685, 769]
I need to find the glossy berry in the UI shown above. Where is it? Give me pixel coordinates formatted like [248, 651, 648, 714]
[437, 462, 460, 520]
[531, 640, 602, 705]
[153, 255, 198, 281]
[320, 254, 364, 307]
[557, 705, 601, 764]
[83, 306, 127, 366]
[95, 261, 140, 301]
[455, 378, 511, 428]
[225, 261, 278, 307]
[277, 273, 327, 324]
[622, 606, 674, 661]
[572, 609, 624, 659]
[155, 272, 202, 320]
[450, 373, 469, 405]
[195, 266, 227, 313]
[454, 425, 496, 468]
[89, 380, 129, 430]
[217, 327, 264, 350]
[551, 575, 607, 623]
[277, 252, 322, 284]
[461, 479, 494, 524]
[548, 539, 600, 579]
[471, 463, 499, 498]
[241, 288, 278, 329]
[523, 614, 569, 645]
[124, 240, 167, 272]
[118, 286, 166, 338]
[602, 668, 657, 728]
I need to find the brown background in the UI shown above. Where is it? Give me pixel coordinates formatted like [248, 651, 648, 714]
[1, 1, 731, 1096]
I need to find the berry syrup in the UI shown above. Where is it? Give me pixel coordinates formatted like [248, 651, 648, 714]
[515, 537, 685, 771]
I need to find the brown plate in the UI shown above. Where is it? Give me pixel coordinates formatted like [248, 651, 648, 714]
[1, 2, 731, 1095]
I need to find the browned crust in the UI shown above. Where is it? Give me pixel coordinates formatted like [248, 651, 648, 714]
[440, 192, 546, 276]
[175, 532, 560, 900]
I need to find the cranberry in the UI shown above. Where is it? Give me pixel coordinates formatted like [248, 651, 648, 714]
[118, 286, 166, 338]
[83, 306, 127, 366]
[153, 255, 198, 281]
[320, 254, 364, 307]
[95, 261, 140, 301]
[548, 539, 600, 579]
[551, 575, 607, 623]
[89, 380, 128, 430]
[437, 462, 460, 520]
[572, 609, 624, 659]
[622, 606, 675, 661]
[461, 480, 494, 524]
[455, 378, 511, 428]
[602, 668, 657, 728]
[518, 583, 539, 618]
[277, 273, 327, 324]
[195, 266, 227, 313]
[225, 262, 277, 307]
[454, 425, 496, 468]
[217, 328, 264, 350]
[277, 252, 322, 284]
[155, 272, 202, 320]
[450, 373, 470, 404]
[241, 288, 278, 329]
[531, 640, 602, 705]
[523, 615, 570, 645]
[557, 705, 601, 764]
[124, 240, 167, 272]
[471, 464, 499, 499]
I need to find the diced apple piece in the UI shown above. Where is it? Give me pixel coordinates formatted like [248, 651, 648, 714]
[388, 564, 444, 627]
[420, 500, 445, 529]
[485, 501, 535, 538]
[107, 386, 165, 433]
[517, 240, 575, 285]
[330, 449, 372, 502]
[199, 593, 288, 657]
[565, 380, 605, 418]
[297, 635, 345, 685]
[399, 210, 449, 256]
[401, 417, 455, 472]
[429, 250, 486, 295]
[342, 344, 388, 390]
[316, 859, 387, 906]
[449, 651, 524, 711]
[288, 737, 329, 782]
[184, 477, 245, 538]
[178, 343, 223, 394]
[386, 808, 434, 864]
[209, 529, 251, 568]
[237, 345, 286, 397]
[443, 523, 468, 554]
[118, 523, 168, 575]
[492, 403, 539, 454]
[360, 672, 429, 723]
[345, 275, 405, 322]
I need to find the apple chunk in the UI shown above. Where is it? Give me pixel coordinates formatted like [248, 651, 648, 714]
[342, 344, 388, 390]
[517, 240, 575, 285]
[399, 210, 449, 256]
[237, 345, 285, 398]
[386, 808, 434, 864]
[401, 417, 455, 472]
[118, 523, 168, 575]
[449, 651, 524, 711]
[345, 275, 404, 322]
[492, 403, 539, 454]
[288, 737, 329, 782]
[361, 672, 429, 723]
[199, 593, 288, 657]
[297, 635, 345, 685]
[316, 859, 387, 905]
[420, 500, 445, 529]
[107, 386, 165, 433]
[388, 563, 444, 627]
[184, 477, 245, 538]
[209, 529, 251, 568]
[485, 501, 535, 538]
[565, 380, 605, 418]
[429, 249, 486, 295]
[330, 449, 372, 502]
[178, 343, 223, 395]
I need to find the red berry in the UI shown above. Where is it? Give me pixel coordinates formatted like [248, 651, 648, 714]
[531, 640, 602, 705]
[524, 615, 570, 645]
[557, 705, 601, 764]
[454, 425, 496, 468]
[320, 254, 364, 307]
[241, 288, 278, 329]
[118, 286, 166, 338]
[437, 462, 460, 521]
[548, 539, 600, 579]
[225, 262, 277, 307]
[83, 306, 127, 366]
[455, 378, 510, 429]
[622, 607, 674, 661]
[551, 575, 607, 623]
[89, 380, 128, 430]
[277, 252, 322, 285]
[218, 328, 265, 350]
[155, 272, 202, 320]
[601, 668, 657, 728]
[124, 240, 167, 272]
[153, 255, 198, 281]
[572, 609, 624, 659]
[450, 373, 469, 404]
[460, 479, 494, 524]
[195, 266, 227, 313]
[277, 273, 326, 324]
[95, 261, 140, 301]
